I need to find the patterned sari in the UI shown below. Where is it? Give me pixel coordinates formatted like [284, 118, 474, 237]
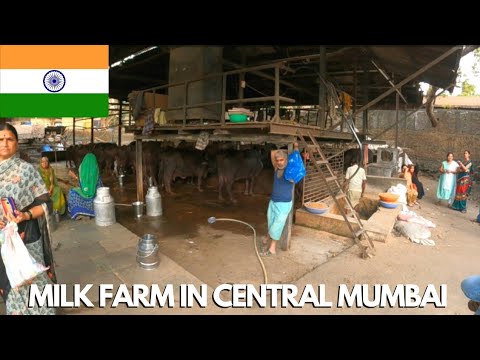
[451, 160, 473, 212]
[67, 153, 102, 219]
[0, 156, 56, 315]
[38, 164, 66, 215]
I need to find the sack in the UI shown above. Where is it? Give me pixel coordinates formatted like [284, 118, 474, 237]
[0, 222, 49, 288]
[394, 221, 435, 246]
[284, 150, 306, 184]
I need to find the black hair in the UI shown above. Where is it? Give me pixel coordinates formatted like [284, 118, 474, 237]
[0, 122, 18, 141]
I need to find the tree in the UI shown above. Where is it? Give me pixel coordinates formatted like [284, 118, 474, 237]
[460, 80, 476, 96]
[472, 47, 480, 78]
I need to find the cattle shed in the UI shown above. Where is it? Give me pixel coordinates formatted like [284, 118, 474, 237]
[103, 45, 469, 253]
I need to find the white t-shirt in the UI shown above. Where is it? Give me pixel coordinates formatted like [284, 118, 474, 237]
[345, 164, 366, 191]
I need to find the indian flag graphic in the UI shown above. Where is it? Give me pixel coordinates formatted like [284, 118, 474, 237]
[0, 45, 109, 117]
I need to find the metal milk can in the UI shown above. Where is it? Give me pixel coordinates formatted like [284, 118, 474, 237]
[136, 234, 159, 270]
[93, 187, 116, 226]
[146, 186, 162, 217]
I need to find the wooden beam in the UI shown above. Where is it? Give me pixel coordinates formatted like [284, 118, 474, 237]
[280, 142, 294, 251]
[270, 123, 354, 140]
[135, 133, 295, 144]
[370, 60, 408, 104]
[462, 45, 479, 56]
[319, 46, 327, 128]
[327, 46, 462, 132]
[90, 118, 94, 144]
[118, 103, 123, 146]
[353, 46, 461, 116]
[222, 58, 315, 97]
[135, 139, 144, 202]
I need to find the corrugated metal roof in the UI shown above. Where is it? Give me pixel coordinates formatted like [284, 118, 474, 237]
[108, 45, 467, 109]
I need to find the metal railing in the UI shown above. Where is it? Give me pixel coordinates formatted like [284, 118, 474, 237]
[130, 62, 297, 126]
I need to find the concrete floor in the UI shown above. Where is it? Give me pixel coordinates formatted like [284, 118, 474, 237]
[1, 165, 479, 315]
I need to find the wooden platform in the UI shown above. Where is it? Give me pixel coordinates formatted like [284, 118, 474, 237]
[125, 120, 363, 143]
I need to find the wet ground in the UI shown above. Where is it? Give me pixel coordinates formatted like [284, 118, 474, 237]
[4, 160, 479, 315]
[53, 162, 352, 289]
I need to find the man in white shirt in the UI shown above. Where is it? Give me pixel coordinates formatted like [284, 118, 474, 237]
[344, 158, 367, 210]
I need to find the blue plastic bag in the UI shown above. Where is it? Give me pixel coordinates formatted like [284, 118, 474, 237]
[284, 150, 306, 184]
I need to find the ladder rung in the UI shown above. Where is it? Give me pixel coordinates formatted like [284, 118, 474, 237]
[315, 160, 329, 165]
[325, 176, 337, 182]
[354, 229, 365, 238]
[336, 193, 346, 200]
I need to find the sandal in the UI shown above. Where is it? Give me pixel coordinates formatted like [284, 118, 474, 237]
[461, 210, 467, 214]
[260, 250, 276, 257]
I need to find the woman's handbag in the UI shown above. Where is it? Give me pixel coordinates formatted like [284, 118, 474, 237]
[0, 221, 49, 288]
[284, 150, 306, 184]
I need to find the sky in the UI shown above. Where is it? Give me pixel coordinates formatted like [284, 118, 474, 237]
[420, 51, 479, 96]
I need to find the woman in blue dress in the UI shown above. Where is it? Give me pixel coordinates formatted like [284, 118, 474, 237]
[436, 152, 459, 205]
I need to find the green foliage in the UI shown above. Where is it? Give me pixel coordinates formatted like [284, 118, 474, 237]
[473, 48, 480, 77]
[460, 80, 476, 96]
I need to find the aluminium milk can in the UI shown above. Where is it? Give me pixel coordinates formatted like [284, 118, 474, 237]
[93, 187, 116, 226]
[146, 186, 162, 217]
[136, 234, 159, 270]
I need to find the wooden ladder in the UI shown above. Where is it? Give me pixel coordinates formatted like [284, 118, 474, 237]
[297, 130, 375, 259]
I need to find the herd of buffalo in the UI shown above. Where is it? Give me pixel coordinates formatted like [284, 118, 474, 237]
[63, 141, 373, 204]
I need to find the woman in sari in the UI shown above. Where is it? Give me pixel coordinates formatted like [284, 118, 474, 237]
[436, 152, 459, 205]
[451, 150, 473, 213]
[403, 165, 418, 206]
[412, 164, 425, 200]
[0, 123, 56, 315]
[38, 156, 66, 216]
[67, 153, 102, 220]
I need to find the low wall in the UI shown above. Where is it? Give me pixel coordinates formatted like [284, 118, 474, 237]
[367, 175, 406, 193]
[295, 208, 360, 238]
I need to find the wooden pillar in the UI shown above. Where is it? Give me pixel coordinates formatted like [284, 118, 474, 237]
[395, 91, 400, 148]
[274, 65, 280, 121]
[362, 65, 370, 134]
[72, 117, 76, 145]
[319, 46, 327, 128]
[90, 117, 94, 144]
[280, 142, 294, 251]
[403, 97, 408, 147]
[136, 138, 144, 202]
[353, 62, 357, 126]
[221, 74, 226, 125]
[238, 50, 246, 107]
[118, 102, 123, 146]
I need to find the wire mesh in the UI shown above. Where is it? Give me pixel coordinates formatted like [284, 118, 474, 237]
[302, 142, 348, 207]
